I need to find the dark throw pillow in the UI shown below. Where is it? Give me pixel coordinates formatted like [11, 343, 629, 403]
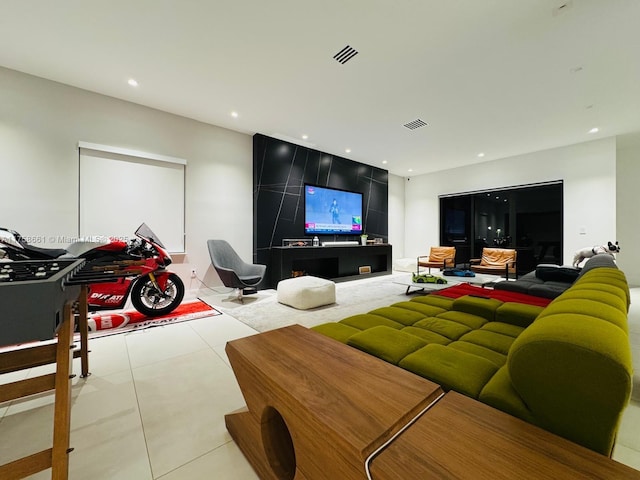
[535, 264, 581, 283]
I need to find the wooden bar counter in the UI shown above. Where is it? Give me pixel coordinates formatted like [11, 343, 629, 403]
[225, 324, 443, 480]
[369, 391, 640, 480]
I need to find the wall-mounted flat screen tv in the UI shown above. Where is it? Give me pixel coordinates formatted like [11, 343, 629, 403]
[304, 184, 363, 235]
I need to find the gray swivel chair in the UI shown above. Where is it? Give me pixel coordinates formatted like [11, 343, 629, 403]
[207, 239, 267, 302]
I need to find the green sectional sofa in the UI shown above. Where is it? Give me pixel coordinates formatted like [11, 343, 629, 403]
[312, 255, 632, 456]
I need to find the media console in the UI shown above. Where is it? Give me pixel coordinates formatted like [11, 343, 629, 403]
[269, 244, 392, 287]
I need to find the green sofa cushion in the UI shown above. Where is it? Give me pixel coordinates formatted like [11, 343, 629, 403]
[570, 283, 630, 310]
[436, 311, 488, 330]
[579, 267, 627, 283]
[390, 301, 448, 318]
[508, 314, 633, 455]
[399, 344, 499, 398]
[340, 314, 403, 331]
[412, 317, 472, 340]
[578, 272, 629, 295]
[458, 330, 515, 355]
[401, 326, 451, 345]
[481, 321, 525, 338]
[576, 269, 630, 306]
[311, 322, 361, 343]
[347, 326, 427, 365]
[410, 295, 455, 310]
[555, 290, 627, 315]
[495, 302, 544, 328]
[537, 298, 628, 333]
[479, 366, 536, 424]
[368, 306, 428, 326]
[448, 341, 507, 367]
[571, 277, 629, 301]
[452, 295, 503, 321]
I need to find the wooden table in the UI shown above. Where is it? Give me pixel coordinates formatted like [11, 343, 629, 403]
[225, 324, 443, 480]
[369, 391, 640, 479]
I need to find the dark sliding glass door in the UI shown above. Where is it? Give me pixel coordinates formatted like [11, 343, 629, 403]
[440, 182, 563, 276]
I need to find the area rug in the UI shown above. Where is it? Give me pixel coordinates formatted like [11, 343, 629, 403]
[85, 300, 222, 338]
[207, 274, 411, 333]
[434, 283, 552, 307]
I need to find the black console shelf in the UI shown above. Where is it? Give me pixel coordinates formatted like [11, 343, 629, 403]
[269, 244, 392, 287]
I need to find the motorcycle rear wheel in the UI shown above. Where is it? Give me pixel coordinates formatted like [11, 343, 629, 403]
[131, 273, 185, 317]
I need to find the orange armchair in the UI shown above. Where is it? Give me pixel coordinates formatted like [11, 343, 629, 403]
[417, 246, 456, 274]
[470, 247, 517, 278]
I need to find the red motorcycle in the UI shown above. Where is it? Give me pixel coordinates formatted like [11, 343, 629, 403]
[0, 223, 184, 316]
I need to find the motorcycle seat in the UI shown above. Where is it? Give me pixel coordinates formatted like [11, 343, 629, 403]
[23, 245, 68, 259]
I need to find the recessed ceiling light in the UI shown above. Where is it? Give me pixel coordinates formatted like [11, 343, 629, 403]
[345, 148, 351, 153]
[588, 127, 599, 134]
[127, 78, 138, 87]
[302, 134, 308, 140]
[231, 111, 239, 118]
[408, 168, 413, 172]
[477, 152, 485, 158]
[382, 160, 388, 165]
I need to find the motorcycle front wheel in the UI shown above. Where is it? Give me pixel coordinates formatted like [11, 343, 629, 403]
[131, 273, 185, 317]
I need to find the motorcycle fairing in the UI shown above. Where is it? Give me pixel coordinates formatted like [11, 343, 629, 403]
[88, 278, 131, 310]
[87, 270, 174, 311]
[152, 270, 173, 291]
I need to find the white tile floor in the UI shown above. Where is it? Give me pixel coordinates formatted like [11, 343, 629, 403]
[1, 288, 640, 479]
[0, 314, 260, 479]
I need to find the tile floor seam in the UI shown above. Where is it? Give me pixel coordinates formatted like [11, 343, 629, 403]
[193, 282, 236, 301]
[618, 442, 640, 453]
[188, 323, 229, 363]
[80, 362, 134, 378]
[152, 440, 237, 479]
[125, 330, 156, 479]
[186, 319, 257, 368]
[128, 344, 215, 371]
[0, 367, 34, 422]
[211, 346, 234, 369]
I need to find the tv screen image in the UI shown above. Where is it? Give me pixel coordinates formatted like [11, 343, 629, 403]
[304, 185, 363, 235]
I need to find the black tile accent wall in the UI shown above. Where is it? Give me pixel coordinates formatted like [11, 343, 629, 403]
[253, 133, 388, 265]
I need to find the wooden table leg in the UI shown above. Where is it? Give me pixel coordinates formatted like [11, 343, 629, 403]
[78, 285, 90, 378]
[51, 302, 74, 480]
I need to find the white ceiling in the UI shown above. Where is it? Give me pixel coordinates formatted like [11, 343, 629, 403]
[1, 0, 639, 176]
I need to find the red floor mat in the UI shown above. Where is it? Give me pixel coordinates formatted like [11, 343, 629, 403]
[433, 283, 552, 307]
[87, 299, 221, 337]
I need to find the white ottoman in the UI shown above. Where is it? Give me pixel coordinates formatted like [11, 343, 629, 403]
[277, 276, 336, 310]
[393, 257, 417, 273]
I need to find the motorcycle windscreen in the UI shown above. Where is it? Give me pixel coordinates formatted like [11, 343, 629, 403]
[135, 223, 166, 249]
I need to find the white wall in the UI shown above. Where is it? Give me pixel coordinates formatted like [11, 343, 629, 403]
[617, 134, 640, 286]
[387, 173, 405, 260]
[404, 138, 617, 267]
[4, 66, 630, 289]
[0, 67, 253, 292]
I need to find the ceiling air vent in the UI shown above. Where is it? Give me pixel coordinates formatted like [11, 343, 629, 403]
[333, 45, 358, 64]
[403, 119, 428, 130]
